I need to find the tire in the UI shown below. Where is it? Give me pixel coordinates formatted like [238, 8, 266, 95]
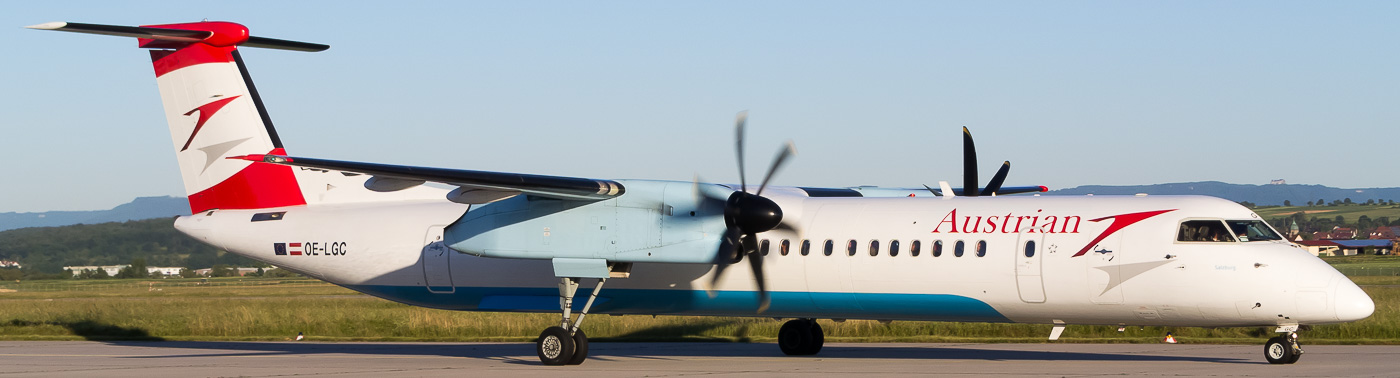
[804, 320, 824, 355]
[1264, 336, 1296, 365]
[1285, 337, 1302, 364]
[1285, 350, 1302, 364]
[537, 326, 575, 366]
[778, 320, 812, 355]
[566, 329, 589, 365]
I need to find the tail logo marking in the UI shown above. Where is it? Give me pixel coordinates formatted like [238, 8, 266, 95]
[180, 95, 242, 151]
[198, 137, 252, 173]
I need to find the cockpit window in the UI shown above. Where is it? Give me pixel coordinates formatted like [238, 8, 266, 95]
[1227, 220, 1283, 242]
[1177, 220, 1236, 242]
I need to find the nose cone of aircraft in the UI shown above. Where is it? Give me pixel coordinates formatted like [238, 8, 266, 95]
[1334, 280, 1375, 322]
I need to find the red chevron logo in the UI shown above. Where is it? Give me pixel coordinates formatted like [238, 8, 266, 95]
[179, 95, 242, 151]
[1072, 209, 1177, 257]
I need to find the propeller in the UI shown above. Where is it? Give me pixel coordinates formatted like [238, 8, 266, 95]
[984, 161, 1010, 196]
[956, 127, 1012, 197]
[962, 127, 979, 197]
[698, 111, 796, 313]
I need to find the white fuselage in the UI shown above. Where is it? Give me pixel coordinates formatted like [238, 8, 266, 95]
[175, 181, 1373, 328]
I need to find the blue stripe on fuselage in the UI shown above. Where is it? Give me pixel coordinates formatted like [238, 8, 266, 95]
[346, 285, 1009, 322]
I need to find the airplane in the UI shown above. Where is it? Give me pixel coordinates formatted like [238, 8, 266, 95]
[28, 20, 1374, 366]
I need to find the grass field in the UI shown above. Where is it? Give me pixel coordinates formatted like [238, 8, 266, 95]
[1, 275, 1396, 344]
[1322, 255, 1400, 276]
[1252, 204, 1400, 223]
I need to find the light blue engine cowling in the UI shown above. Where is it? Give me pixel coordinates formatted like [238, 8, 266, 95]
[445, 180, 728, 264]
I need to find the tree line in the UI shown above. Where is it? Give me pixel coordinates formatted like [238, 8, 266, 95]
[0, 218, 269, 280]
[1266, 213, 1400, 240]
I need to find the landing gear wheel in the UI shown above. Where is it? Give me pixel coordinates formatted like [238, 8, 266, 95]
[542, 277, 607, 366]
[804, 320, 824, 355]
[778, 319, 824, 356]
[778, 320, 812, 355]
[566, 329, 589, 365]
[537, 326, 575, 366]
[1264, 335, 1301, 364]
[1285, 334, 1303, 364]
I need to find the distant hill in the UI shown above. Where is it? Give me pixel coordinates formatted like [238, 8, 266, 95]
[0, 217, 263, 274]
[1048, 181, 1400, 206]
[0, 196, 188, 232]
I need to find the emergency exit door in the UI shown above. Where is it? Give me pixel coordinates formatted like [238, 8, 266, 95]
[1015, 233, 1046, 303]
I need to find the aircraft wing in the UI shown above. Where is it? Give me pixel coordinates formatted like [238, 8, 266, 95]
[955, 185, 1048, 196]
[832, 185, 1049, 198]
[230, 154, 623, 203]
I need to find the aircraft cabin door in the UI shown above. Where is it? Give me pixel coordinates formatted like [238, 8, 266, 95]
[1014, 233, 1047, 303]
[422, 225, 454, 293]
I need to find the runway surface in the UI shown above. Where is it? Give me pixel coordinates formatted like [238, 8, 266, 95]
[0, 341, 1394, 377]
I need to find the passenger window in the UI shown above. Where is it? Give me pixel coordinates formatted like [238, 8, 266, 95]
[869, 240, 880, 256]
[823, 240, 834, 256]
[932, 240, 943, 257]
[890, 240, 900, 257]
[780, 239, 791, 256]
[1024, 240, 1035, 257]
[910, 240, 921, 257]
[847, 240, 857, 256]
[760, 239, 770, 256]
[800, 240, 811, 256]
[976, 240, 986, 257]
[1177, 220, 1236, 242]
[954, 240, 965, 257]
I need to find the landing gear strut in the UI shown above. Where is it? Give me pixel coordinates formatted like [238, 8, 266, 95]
[1264, 332, 1303, 364]
[536, 277, 605, 365]
[778, 318, 824, 355]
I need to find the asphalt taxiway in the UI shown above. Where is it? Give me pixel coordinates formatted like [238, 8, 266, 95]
[0, 341, 1394, 377]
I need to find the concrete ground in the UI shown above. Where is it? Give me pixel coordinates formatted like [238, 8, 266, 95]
[0, 341, 1393, 377]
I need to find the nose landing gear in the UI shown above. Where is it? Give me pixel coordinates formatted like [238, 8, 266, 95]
[1264, 331, 1303, 364]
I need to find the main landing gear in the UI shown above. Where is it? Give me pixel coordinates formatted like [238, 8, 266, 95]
[536, 277, 606, 366]
[1264, 332, 1303, 364]
[778, 318, 824, 355]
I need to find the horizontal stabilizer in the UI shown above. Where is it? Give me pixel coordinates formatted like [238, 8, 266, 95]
[26, 21, 328, 52]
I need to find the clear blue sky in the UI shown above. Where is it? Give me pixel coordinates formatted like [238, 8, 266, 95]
[3, 1, 1396, 212]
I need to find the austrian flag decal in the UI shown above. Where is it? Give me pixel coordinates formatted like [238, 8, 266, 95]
[273, 242, 303, 256]
[273, 242, 347, 256]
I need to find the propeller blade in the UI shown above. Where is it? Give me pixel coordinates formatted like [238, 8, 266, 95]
[708, 226, 744, 297]
[962, 127, 979, 197]
[772, 220, 801, 235]
[747, 244, 770, 313]
[693, 176, 729, 206]
[984, 161, 1010, 195]
[711, 111, 788, 312]
[734, 111, 749, 193]
[754, 141, 795, 196]
[740, 232, 759, 256]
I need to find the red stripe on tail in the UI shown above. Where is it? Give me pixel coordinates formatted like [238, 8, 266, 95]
[187, 148, 306, 213]
[149, 42, 236, 77]
[143, 22, 248, 77]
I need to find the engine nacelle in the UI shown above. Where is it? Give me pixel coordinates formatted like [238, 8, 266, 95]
[445, 180, 726, 264]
